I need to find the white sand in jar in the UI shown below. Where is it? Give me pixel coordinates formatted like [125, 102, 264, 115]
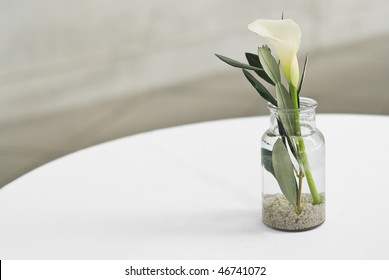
[263, 193, 325, 231]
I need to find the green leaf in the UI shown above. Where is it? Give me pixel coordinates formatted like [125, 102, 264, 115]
[275, 82, 296, 135]
[297, 53, 309, 95]
[257, 46, 281, 84]
[277, 118, 300, 165]
[215, 54, 265, 72]
[245, 53, 275, 85]
[261, 148, 275, 177]
[272, 139, 298, 208]
[242, 70, 277, 106]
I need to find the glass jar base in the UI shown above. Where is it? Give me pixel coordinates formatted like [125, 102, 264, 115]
[262, 193, 325, 232]
[263, 220, 325, 232]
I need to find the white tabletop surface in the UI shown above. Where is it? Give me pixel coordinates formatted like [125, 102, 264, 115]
[1, 114, 389, 259]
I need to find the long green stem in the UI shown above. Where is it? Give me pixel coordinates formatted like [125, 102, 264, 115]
[290, 84, 321, 204]
[296, 171, 304, 214]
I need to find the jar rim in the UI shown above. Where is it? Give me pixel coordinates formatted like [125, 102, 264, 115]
[267, 97, 318, 112]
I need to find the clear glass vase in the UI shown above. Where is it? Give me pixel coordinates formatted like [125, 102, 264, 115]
[261, 97, 325, 231]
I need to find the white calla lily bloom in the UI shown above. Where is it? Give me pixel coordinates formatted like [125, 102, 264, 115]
[248, 19, 301, 87]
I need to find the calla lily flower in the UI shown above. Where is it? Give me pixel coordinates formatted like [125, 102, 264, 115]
[248, 19, 301, 87]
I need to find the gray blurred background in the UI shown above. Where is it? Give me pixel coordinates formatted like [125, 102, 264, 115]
[1, 0, 389, 187]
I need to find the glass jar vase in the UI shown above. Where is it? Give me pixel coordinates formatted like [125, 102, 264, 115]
[261, 97, 325, 231]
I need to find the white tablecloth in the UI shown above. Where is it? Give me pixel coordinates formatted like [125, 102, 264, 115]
[1, 114, 388, 259]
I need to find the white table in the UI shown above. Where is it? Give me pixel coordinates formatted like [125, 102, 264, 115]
[1, 115, 388, 259]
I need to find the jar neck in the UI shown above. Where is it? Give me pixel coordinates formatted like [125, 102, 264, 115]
[268, 97, 317, 136]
